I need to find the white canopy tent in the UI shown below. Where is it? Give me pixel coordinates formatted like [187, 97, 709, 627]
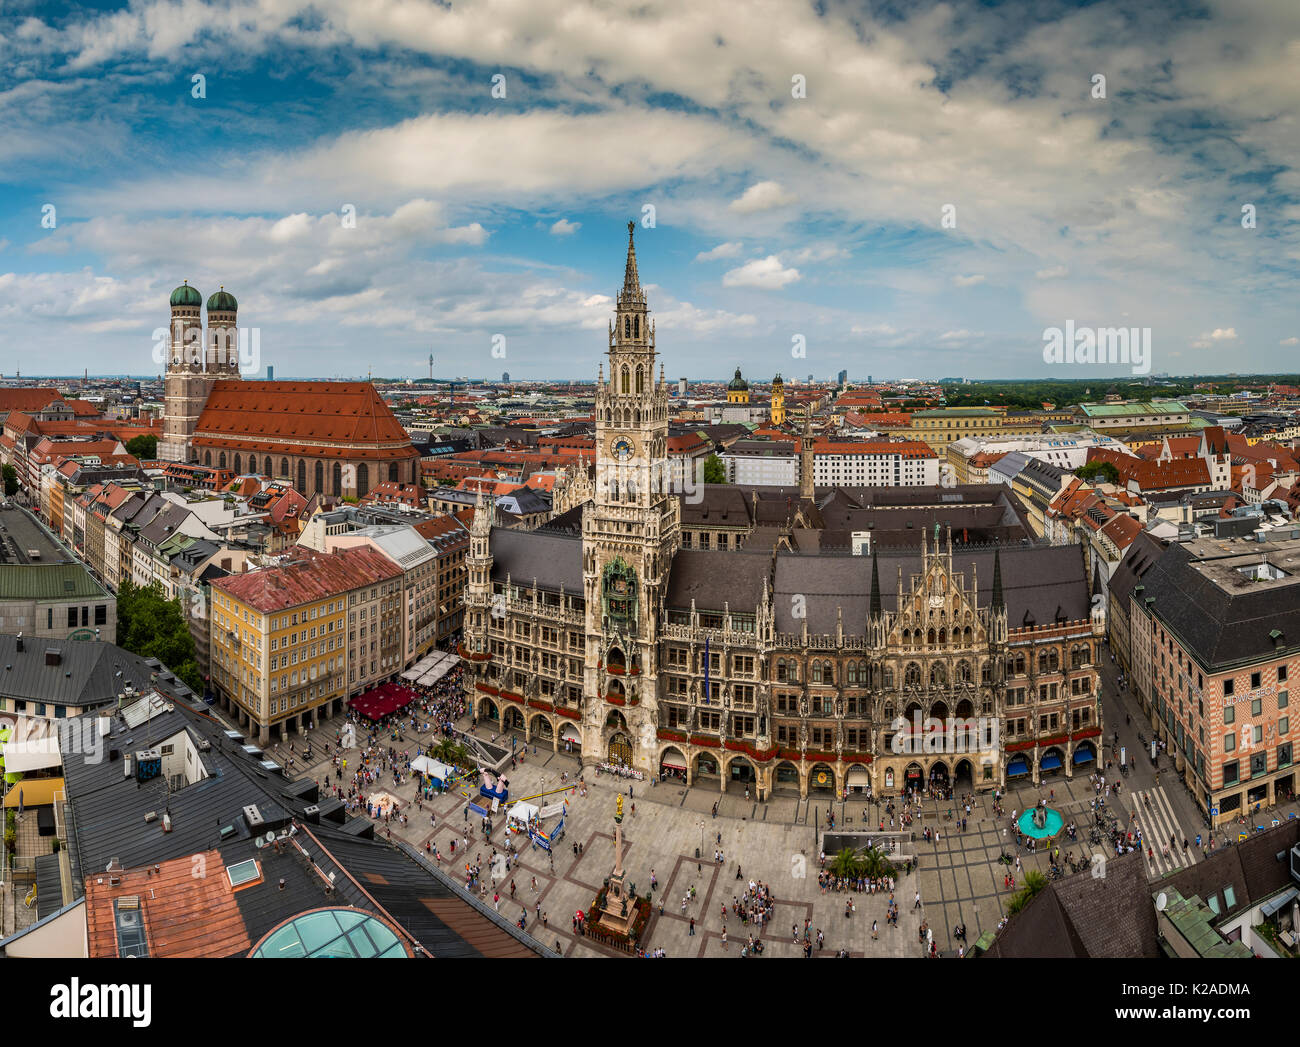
[410, 756, 456, 780]
[507, 800, 540, 827]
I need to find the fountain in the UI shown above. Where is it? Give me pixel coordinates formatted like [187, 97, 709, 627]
[1016, 802, 1064, 841]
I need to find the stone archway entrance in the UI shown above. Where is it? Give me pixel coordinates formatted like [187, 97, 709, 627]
[608, 732, 633, 767]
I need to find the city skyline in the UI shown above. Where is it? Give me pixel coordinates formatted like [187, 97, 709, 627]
[2, 0, 1297, 381]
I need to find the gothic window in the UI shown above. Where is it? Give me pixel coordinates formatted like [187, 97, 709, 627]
[621, 367, 630, 394]
[902, 629, 910, 647]
[776, 659, 787, 683]
[624, 316, 631, 338]
[233, 454, 242, 474]
[357, 463, 369, 497]
[1048, 650, 1060, 672]
[636, 366, 644, 394]
[204, 451, 212, 466]
[298, 459, 307, 492]
[333, 462, 342, 494]
[956, 660, 972, 683]
[265, 456, 273, 476]
[846, 662, 858, 686]
[634, 315, 640, 338]
[905, 663, 921, 688]
[930, 664, 947, 687]
[626, 478, 637, 501]
[389, 463, 398, 483]
[219, 452, 226, 469]
[604, 409, 612, 424]
[281, 457, 289, 477]
[1015, 653, 1026, 674]
[315, 461, 324, 492]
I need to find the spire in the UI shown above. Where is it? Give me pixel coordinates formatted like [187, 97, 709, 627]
[869, 549, 882, 617]
[991, 546, 1005, 610]
[623, 220, 640, 295]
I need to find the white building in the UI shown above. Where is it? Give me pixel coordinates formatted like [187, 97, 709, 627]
[812, 441, 938, 487]
[721, 441, 798, 486]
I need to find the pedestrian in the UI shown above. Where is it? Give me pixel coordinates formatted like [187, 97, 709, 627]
[689, 917, 695, 936]
[914, 891, 921, 910]
[872, 919, 878, 940]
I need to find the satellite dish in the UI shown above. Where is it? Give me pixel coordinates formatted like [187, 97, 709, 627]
[1155, 892, 1168, 912]
[265, 832, 277, 847]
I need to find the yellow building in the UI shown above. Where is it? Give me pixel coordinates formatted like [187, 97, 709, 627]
[726, 367, 750, 405]
[909, 409, 1041, 452]
[770, 373, 785, 426]
[209, 545, 401, 742]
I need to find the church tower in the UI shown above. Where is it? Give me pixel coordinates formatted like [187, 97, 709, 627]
[770, 373, 785, 426]
[205, 287, 241, 377]
[581, 222, 680, 773]
[159, 281, 207, 463]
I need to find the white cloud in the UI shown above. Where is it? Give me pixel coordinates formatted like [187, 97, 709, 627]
[729, 181, 795, 214]
[787, 243, 849, 264]
[722, 256, 801, 290]
[1192, 326, 1239, 348]
[851, 322, 897, 336]
[1035, 265, 1068, 280]
[1280, 336, 1298, 346]
[694, 241, 745, 262]
[550, 218, 580, 236]
[953, 274, 985, 287]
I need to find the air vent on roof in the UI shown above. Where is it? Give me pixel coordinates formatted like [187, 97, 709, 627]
[243, 804, 265, 830]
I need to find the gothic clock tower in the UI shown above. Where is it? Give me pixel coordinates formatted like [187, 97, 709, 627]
[580, 222, 680, 772]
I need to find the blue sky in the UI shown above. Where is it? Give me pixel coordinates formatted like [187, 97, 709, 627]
[1, 0, 1297, 380]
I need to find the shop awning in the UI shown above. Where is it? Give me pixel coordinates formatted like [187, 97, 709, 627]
[3, 777, 65, 808]
[1260, 887, 1299, 919]
[1072, 749, 1095, 765]
[661, 761, 686, 771]
[847, 767, 871, 786]
[1041, 754, 1063, 771]
[1007, 759, 1029, 777]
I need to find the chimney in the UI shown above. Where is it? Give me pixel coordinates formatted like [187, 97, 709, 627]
[15, 634, 23, 653]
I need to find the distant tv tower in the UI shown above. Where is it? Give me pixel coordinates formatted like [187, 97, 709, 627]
[429, 353, 434, 380]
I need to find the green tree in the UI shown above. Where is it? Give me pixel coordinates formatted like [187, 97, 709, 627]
[1005, 869, 1050, 916]
[829, 847, 862, 878]
[115, 578, 203, 694]
[1, 465, 17, 497]
[1076, 460, 1119, 485]
[125, 434, 158, 460]
[702, 454, 727, 485]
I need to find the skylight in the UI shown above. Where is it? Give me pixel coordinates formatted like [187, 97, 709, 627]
[226, 859, 261, 888]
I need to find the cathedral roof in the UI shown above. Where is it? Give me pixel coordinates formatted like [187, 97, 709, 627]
[192, 381, 419, 460]
[728, 367, 749, 391]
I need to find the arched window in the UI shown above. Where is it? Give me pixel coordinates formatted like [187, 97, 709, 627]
[636, 366, 644, 394]
[297, 459, 306, 492]
[315, 461, 324, 493]
[776, 659, 787, 683]
[333, 462, 342, 494]
[389, 463, 398, 483]
[905, 663, 921, 688]
[233, 454, 242, 474]
[264, 456, 272, 476]
[621, 367, 630, 395]
[218, 452, 226, 469]
[624, 316, 631, 338]
[634, 315, 640, 338]
[204, 450, 212, 466]
[847, 662, 858, 686]
[281, 457, 289, 477]
[812, 661, 823, 684]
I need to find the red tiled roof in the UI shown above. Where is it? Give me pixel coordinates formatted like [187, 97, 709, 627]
[814, 439, 936, 458]
[0, 389, 61, 413]
[193, 381, 418, 460]
[213, 546, 401, 612]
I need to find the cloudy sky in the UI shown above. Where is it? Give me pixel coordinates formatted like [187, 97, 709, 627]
[1, 0, 1297, 381]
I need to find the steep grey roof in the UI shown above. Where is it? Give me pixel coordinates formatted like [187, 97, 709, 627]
[987, 850, 1159, 958]
[488, 528, 583, 593]
[769, 544, 1090, 634]
[1136, 539, 1300, 669]
[0, 635, 155, 708]
[664, 549, 770, 613]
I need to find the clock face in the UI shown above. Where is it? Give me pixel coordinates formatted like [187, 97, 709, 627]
[612, 437, 633, 461]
